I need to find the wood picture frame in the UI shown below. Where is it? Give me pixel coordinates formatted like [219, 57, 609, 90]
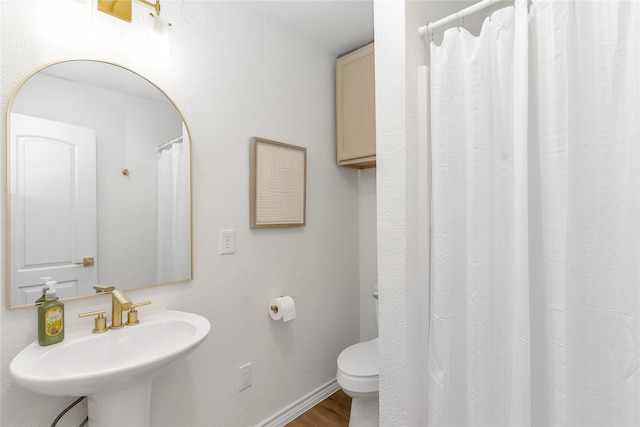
[250, 137, 306, 228]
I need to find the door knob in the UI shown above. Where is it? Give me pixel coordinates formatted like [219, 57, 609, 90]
[75, 257, 94, 267]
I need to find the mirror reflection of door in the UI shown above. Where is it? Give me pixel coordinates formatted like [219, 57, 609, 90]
[10, 113, 97, 306]
[7, 61, 193, 308]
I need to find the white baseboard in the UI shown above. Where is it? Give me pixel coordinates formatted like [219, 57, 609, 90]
[258, 378, 341, 427]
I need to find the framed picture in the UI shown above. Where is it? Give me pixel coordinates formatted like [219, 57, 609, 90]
[250, 137, 306, 228]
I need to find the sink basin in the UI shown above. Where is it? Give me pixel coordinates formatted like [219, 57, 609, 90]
[10, 310, 210, 426]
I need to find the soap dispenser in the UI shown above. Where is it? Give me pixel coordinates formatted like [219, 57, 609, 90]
[38, 283, 64, 346]
[34, 277, 54, 305]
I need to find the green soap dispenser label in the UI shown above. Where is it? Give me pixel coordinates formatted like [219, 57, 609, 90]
[45, 306, 63, 337]
[38, 295, 64, 346]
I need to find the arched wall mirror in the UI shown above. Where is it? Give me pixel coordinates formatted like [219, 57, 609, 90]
[7, 60, 192, 308]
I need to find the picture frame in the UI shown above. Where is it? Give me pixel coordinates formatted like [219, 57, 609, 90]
[250, 137, 307, 228]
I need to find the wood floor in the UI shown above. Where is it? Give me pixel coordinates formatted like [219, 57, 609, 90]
[285, 390, 352, 427]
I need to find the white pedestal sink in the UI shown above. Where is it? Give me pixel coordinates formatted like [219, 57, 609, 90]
[10, 310, 210, 427]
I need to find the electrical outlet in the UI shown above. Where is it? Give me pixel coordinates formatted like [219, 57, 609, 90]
[219, 229, 235, 255]
[239, 362, 252, 391]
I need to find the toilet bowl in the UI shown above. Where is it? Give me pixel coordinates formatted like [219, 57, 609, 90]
[336, 290, 379, 427]
[337, 337, 379, 427]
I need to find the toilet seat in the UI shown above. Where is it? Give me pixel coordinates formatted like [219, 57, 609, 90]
[337, 338, 379, 394]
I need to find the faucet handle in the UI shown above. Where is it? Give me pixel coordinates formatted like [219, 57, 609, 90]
[78, 310, 108, 333]
[126, 301, 152, 326]
[94, 285, 115, 293]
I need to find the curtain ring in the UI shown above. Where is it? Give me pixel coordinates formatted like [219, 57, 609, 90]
[489, 0, 492, 21]
[457, 11, 461, 32]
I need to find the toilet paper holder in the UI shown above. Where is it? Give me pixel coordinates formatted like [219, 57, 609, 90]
[268, 296, 296, 322]
[270, 295, 285, 313]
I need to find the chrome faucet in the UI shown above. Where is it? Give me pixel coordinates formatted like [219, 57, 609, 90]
[94, 285, 132, 329]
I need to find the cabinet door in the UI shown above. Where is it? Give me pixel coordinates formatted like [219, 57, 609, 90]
[336, 43, 376, 168]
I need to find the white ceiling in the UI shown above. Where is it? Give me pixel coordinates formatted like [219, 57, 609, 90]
[240, 1, 500, 56]
[241, 1, 374, 57]
[41, 61, 171, 103]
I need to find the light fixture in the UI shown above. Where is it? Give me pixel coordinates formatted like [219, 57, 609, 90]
[98, 0, 161, 22]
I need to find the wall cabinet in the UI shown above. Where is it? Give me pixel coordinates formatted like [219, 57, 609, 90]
[336, 42, 376, 168]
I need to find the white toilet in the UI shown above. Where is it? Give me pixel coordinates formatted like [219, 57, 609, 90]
[337, 290, 379, 427]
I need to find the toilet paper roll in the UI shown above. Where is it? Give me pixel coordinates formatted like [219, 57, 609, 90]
[269, 296, 296, 322]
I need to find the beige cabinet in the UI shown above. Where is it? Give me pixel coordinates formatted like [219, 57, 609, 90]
[336, 42, 376, 168]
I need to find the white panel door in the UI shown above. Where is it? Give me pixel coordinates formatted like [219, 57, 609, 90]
[10, 113, 97, 306]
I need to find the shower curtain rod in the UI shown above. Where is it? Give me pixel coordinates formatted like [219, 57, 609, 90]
[157, 135, 183, 151]
[418, 0, 513, 36]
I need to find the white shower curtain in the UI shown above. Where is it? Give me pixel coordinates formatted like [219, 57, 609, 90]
[156, 126, 191, 283]
[428, 1, 639, 425]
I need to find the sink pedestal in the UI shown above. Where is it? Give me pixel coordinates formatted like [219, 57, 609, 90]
[87, 380, 152, 427]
